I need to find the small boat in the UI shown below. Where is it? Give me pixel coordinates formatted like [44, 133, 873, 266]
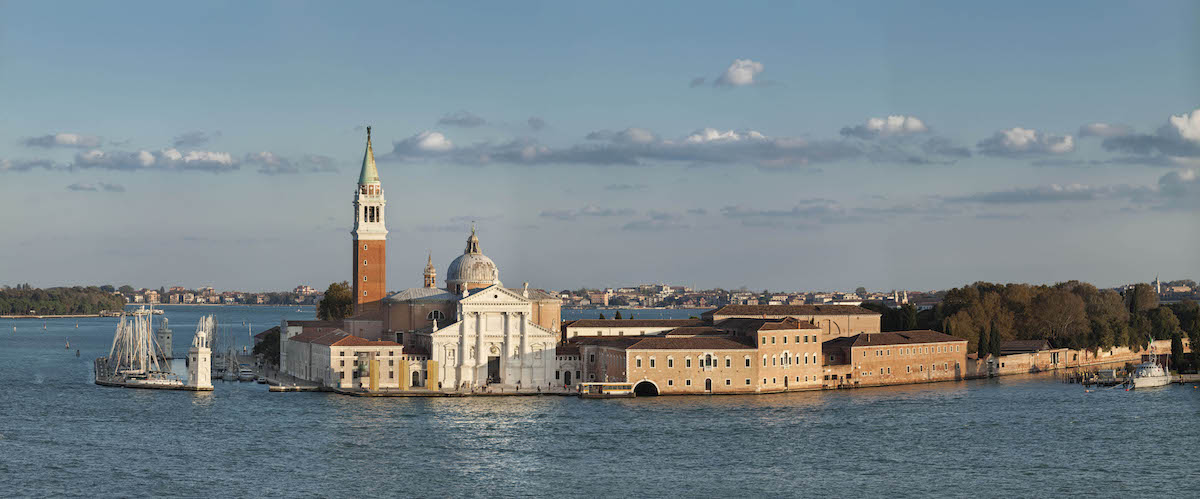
[238, 367, 255, 382]
[43, 322, 47, 330]
[65, 338, 70, 349]
[255, 376, 267, 384]
[76, 349, 80, 358]
[75, 322, 79, 329]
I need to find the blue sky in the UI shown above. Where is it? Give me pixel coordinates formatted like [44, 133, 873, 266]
[1, 1, 1197, 292]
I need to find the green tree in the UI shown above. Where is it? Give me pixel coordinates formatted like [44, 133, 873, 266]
[1148, 307, 1181, 340]
[597, 312, 605, 319]
[614, 311, 623, 320]
[1170, 332, 1185, 371]
[316, 281, 353, 321]
[1126, 283, 1158, 314]
[100, 284, 115, 293]
[901, 303, 918, 330]
[253, 329, 281, 366]
[978, 323, 990, 356]
[855, 286, 867, 295]
[989, 319, 1003, 356]
[118, 284, 135, 294]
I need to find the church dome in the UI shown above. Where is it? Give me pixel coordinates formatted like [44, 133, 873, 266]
[445, 227, 500, 291]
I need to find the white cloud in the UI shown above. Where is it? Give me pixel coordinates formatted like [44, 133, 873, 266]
[71, 148, 237, 173]
[683, 128, 767, 144]
[391, 131, 454, 157]
[22, 133, 102, 148]
[841, 115, 929, 139]
[1101, 108, 1200, 159]
[1167, 108, 1200, 143]
[714, 59, 764, 87]
[977, 127, 1075, 157]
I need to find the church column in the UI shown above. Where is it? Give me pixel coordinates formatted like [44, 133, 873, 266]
[501, 311, 512, 384]
[475, 311, 485, 386]
[519, 313, 532, 386]
[456, 318, 466, 387]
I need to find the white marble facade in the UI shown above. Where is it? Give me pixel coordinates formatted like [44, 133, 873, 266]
[422, 285, 559, 389]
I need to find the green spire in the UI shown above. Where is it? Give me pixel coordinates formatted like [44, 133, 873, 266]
[358, 126, 379, 185]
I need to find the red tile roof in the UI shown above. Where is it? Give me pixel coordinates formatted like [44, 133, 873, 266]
[824, 330, 966, 348]
[626, 336, 756, 351]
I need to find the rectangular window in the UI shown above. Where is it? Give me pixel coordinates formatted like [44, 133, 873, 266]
[771, 336, 776, 344]
[667, 380, 674, 386]
[650, 358, 656, 368]
[725, 358, 731, 368]
[555, 371, 560, 380]
[685, 380, 691, 386]
[762, 337, 767, 345]
[745, 379, 751, 385]
[339, 372, 344, 379]
[589, 354, 595, 363]
[340, 360, 345, 367]
[389, 372, 393, 379]
[636, 358, 642, 368]
[725, 379, 731, 385]
[668, 359, 674, 368]
[686, 358, 693, 368]
[783, 336, 788, 344]
[745, 357, 750, 367]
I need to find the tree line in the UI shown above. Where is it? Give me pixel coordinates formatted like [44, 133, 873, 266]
[0, 285, 127, 315]
[864, 281, 1198, 362]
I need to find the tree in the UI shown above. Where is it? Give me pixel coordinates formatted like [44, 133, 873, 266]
[100, 285, 115, 293]
[597, 312, 606, 319]
[118, 285, 135, 294]
[1126, 283, 1158, 314]
[901, 303, 918, 330]
[316, 281, 353, 321]
[989, 319, 1002, 356]
[978, 324, 990, 356]
[614, 311, 623, 320]
[1170, 332, 1185, 371]
[1148, 307, 1181, 340]
[855, 286, 867, 295]
[253, 329, 281, 366]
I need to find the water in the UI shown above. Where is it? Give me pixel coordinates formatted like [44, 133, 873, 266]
[2, 306, 1198, 497]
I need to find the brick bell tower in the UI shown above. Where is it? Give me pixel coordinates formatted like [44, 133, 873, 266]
[352, 126, 387, 315]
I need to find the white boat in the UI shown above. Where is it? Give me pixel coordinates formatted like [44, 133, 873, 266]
[238, 366, 255, 382]
[1130, 343, 1171, 389]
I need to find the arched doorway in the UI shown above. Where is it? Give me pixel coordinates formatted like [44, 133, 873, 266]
[564, 370, 572, 385]
[412, 372, 421, 387]
[704, 378, 712, 392]
[633, 380, 658, 396]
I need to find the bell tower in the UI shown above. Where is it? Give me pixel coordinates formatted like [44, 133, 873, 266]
[352, 126, 387, 315]
[423, 252, 437, 288]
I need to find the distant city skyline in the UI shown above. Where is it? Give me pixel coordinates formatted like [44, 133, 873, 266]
[1, 1, 1197, 292]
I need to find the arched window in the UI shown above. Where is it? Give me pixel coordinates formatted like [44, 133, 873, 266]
[427, 310, 446, 321]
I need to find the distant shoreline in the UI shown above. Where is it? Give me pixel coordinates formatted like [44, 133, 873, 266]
[2, 314, 104, 319]
[124, 304, 314, 308]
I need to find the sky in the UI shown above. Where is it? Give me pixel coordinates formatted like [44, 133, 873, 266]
[1, 1, 1198, 293]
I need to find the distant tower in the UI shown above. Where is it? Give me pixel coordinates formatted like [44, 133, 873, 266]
[423, 251, 437, 288]
[1155, 275, 1161, 295]
[156, 318, 173, 359]
[352, 126, 388, 315]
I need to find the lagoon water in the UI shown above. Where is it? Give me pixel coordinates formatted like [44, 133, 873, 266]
[2, 305, 1198, 497]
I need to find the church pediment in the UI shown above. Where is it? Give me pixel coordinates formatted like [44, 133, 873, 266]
[459, 284, 530, 306]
